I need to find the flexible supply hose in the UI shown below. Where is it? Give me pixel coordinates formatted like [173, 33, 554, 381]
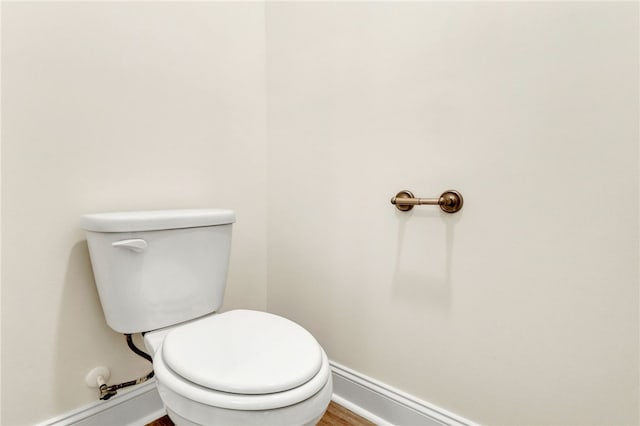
[126, 333, 153, 362]
[98, 334, 155, 400]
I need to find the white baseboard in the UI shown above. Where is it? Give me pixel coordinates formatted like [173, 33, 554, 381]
[38, 364, 478, 426]
[36, 379, 165, 426]
[330, 361, 479, 426]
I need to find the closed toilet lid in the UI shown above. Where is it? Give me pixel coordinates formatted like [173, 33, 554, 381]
[161, 310, 323, 395]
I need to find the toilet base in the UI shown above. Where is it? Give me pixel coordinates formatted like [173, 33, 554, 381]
[159, 375, 333, 426]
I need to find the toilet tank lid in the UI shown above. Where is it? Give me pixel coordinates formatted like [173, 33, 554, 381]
[81, 209, 235, 232]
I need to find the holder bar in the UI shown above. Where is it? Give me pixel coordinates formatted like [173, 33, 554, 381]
[391, 190, 463, 213]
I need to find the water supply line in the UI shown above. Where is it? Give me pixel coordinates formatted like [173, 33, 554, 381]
[97, 334, 155, 401]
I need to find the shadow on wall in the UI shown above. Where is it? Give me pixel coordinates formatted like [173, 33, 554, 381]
[391, 208, 462, 314]
[54, 241, 148, 411]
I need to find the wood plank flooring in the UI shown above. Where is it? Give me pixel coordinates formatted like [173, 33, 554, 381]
[146, 401, 375, 426]
[317, 402, 375, 426]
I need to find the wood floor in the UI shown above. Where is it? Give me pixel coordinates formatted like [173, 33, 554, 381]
[317, 402, 375, 426]
[146, 402, 375, 426]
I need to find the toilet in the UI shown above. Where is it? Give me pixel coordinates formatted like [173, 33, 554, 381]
[81, 209, 332, 426]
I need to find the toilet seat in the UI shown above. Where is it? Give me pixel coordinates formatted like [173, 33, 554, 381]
[162, 310, 323, 394]
[152, 310, 332, 411]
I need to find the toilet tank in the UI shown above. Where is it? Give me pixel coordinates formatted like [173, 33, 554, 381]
[81, 209, 235, 334]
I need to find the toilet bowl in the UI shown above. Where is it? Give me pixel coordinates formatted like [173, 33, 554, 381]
[80, 209, 332, 425]
[143, 310, 333, 426]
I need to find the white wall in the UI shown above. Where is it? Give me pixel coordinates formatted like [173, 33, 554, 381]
[2, 2, 639, 425]
[1, 3, 267, 424]
[266, 2, 639, 425]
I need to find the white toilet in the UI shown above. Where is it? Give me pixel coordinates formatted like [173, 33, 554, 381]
[81, 209, 332, 426]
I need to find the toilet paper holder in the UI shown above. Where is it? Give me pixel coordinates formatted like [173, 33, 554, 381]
[390, 190, 463, 213]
